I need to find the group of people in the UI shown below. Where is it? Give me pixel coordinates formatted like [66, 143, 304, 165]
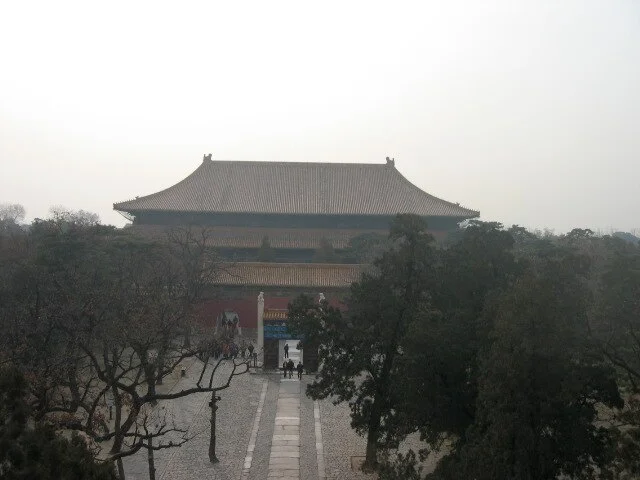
[206, 341, 255, 361]
[282, 342, 303, 379]
[282, 358, 304, 379]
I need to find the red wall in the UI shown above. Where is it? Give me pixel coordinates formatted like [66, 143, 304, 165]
[196, 294, 345, 329]
[197, 297, 257, 329]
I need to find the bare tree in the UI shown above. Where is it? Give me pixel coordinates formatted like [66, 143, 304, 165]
[48, 205, 100, 226]
[0, 203, 26, 236]
[0, 220, 252, 479]
[0, 202, 25, 223]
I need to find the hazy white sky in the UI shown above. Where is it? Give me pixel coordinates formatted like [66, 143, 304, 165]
[1, 1, 638, 233]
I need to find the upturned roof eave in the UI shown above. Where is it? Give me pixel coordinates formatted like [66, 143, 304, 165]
[113, 205, 480, 219]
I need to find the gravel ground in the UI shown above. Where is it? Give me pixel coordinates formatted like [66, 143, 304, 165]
[317, 389, 447, 480]
[121, 367, 444, 480]
[122, 360, 265, 480]
[246, 374, 280, 480]
[299, 377, 319, 480]
[318, 395, 377, 480]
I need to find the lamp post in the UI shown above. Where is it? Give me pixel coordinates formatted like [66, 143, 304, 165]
[148, 435, 156, 480]
[208, 393, 222, 463]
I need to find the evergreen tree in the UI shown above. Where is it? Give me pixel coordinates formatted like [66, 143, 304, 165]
[376, 224, 625, 479]
[313, 237, 337, 263]
[0, 368, 117, 479]
[341, 232, 390, 263]
[290, 214, 437, 470]
[590, 239, 640, 477]
[433, 248, 622, 480]
[257, 235, 275, 262]
[397, 221, 521, 447]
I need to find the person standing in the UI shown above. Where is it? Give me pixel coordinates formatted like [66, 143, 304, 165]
[283, 361, 288, 378]
[287, 359, 295, 379]
[284, 343, 289, 359]
[296, 361, 303, 380]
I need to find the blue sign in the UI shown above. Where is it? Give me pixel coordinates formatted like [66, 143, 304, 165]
[264, 320, 294, 340]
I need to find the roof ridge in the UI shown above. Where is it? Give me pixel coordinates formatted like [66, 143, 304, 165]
[202, 159, 390, 167]
[227, 262, 364, 267]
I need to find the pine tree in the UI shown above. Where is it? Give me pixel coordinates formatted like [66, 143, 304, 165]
[313, 237, 337, 263]
[290, 214, 437, 470]
[257, 235, 275, 262]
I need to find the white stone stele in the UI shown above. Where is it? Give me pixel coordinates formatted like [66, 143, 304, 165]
[257, 291, 264, 363]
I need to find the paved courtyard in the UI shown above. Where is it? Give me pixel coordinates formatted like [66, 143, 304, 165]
[121, 352, 433, 480]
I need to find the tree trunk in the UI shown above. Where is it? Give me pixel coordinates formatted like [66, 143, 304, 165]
[145, 364, 157, 398]
[111, 384, 122, 451]
[147, 438, 156, 480]
[184, 324, 191, 349]
[361, 270, 415, 472]
[362, 400, 382, 471]
[363, 334, 398, 472]
[112, 403, 141, 454]
[116, 457, 125, 480]
[156, 345, 168, 385]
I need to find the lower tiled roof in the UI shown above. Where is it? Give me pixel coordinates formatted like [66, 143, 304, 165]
[213, 262, 363, 288]
[263, 309, 288, 320]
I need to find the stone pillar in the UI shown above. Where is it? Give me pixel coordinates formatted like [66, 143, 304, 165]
[257, 292, 264, 363]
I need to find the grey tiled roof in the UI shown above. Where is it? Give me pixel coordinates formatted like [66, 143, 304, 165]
[213, 262, 362, 288]
[114, 159, 479, 218]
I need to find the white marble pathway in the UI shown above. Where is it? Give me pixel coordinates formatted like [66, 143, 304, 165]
[268, 378, 301, 479]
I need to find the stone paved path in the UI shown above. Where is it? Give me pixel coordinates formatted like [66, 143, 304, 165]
[268, 378, 301, 479]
